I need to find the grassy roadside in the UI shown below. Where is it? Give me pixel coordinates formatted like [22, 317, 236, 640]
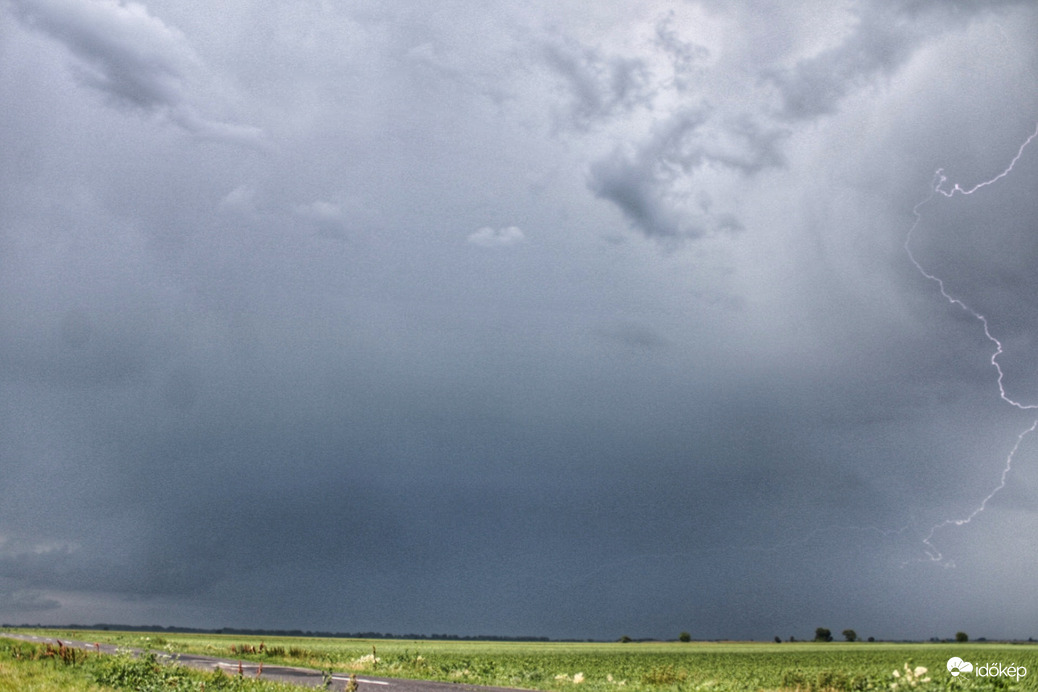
[4, 628, 1037, 691]
[0, 636, 298, 692]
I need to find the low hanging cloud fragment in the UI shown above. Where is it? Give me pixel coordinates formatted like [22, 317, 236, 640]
[467, 225, 526, 247]
[588, 108, 781, 239]
[766, 0, 1029, 122]
[765, 9, 919, 121]
[171, 107, 266, 147]
[543, 39, 654, 130]
[547, 28, 788, 241]
[12, 0, 264, 145]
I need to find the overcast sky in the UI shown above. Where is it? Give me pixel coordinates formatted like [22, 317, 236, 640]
[2, 0, 1038, 642]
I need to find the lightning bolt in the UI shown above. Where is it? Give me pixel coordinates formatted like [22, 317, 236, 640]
[904, 121, 1038, 564]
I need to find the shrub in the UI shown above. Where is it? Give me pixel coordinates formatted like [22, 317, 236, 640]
[92, 651, 252, 691]
[93, 652, 173, 690]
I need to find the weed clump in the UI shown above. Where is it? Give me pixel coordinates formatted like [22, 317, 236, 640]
[641, 665, 687, 685]
[43, 640, 85, 665]
[780, 668, 876, 691]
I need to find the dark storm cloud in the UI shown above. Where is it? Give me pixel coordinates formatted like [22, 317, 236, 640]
[0, 589, 61, 613]
[2, 0, 1038, 641]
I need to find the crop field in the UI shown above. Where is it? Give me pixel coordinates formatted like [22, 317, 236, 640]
[3, 628, 1037, 691]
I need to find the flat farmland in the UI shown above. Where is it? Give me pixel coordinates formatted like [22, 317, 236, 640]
[4, 628, 1037, 691]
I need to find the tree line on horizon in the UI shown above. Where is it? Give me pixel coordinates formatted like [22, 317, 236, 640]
[5, 623, 996, 644]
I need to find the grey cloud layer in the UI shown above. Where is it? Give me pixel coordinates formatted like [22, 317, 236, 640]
[1, 0, 1037, 640]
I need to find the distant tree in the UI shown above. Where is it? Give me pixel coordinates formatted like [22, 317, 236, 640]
[679, 632, 691, 642]
[842, 629, 857, 642]
[956, 631, 969, 643]
[814, 628, 833, 642]
[867, 637, 875, 643]
[619, 635, 632, 643]
[774, 636, 782, 644]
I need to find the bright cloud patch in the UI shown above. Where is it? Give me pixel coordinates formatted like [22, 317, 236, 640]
[218, 185, 257, 215]
[467, 225, 525, 247]
[294, 201, 343, 223]
[295, 200, 347, 238]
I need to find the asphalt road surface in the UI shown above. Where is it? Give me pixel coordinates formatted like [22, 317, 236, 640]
[0, 632, 528, 692]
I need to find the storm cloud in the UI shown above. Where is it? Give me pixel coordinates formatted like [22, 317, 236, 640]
[2, 0, 1038, 641]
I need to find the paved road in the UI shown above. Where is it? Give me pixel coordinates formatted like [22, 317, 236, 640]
[0, 632, 527, 692]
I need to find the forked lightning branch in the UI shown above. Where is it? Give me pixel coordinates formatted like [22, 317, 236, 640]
[904, 122, 1038, 562]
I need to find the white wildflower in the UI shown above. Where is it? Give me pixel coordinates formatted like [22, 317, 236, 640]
[890, 663, 930, 689]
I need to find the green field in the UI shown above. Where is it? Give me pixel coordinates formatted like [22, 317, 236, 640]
[3, 628, 1037, 691]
